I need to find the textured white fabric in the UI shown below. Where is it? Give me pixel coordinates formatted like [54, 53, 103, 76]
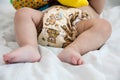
[0, 0, 120, 80]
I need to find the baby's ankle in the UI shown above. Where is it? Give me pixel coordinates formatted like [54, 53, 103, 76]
[22, 45, 39, 51]
[65, 45, 80, 53]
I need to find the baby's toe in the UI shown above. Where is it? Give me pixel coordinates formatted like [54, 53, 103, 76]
[3, 54, 15, 63]
[3, 54, 10, 62]
[71, 56, 83, 65]
[8, 57, 18, 63]
[77, 59, 84, 65]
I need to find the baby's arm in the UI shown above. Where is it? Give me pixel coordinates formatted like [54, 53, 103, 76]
[89, 0, 106, 14]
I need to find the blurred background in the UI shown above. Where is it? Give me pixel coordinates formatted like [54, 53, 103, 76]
[0, 0, 15, 14]
[0, 0, 120, 15]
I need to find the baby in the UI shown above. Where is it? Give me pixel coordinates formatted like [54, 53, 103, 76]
[3, 0, 111, 65]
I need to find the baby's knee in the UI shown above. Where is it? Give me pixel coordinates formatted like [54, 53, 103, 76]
[99, 19, 111, 35]
[93, 18, 112, 38]
[15, 7, 32, 18]
[15, 7, 42, 20]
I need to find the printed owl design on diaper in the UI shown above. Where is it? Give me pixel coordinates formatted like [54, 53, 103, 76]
[70, 12, 80, 24]
[45, 13, 63, 26]
[81, 11, 90, 20]
[45, 14, 56, 25]
[61, 23, 78, 48]
[47, 28, 59, 43]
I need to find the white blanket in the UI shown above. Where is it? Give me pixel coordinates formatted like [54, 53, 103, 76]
[0, 0, 120, 80]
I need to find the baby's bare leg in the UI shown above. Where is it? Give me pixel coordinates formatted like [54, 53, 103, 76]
[58, 18, 112, 65]
[3, 8, 43, 63]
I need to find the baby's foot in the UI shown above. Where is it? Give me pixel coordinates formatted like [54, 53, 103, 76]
[3, 45, 41, 64]
[58, 48, 84, 65]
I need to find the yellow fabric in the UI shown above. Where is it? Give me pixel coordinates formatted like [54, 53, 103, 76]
[12, 0, 49, 9]
[57, 0, 89, 8]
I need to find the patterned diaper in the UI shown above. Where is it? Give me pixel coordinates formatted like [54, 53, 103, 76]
[38, 6, 90, 48]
